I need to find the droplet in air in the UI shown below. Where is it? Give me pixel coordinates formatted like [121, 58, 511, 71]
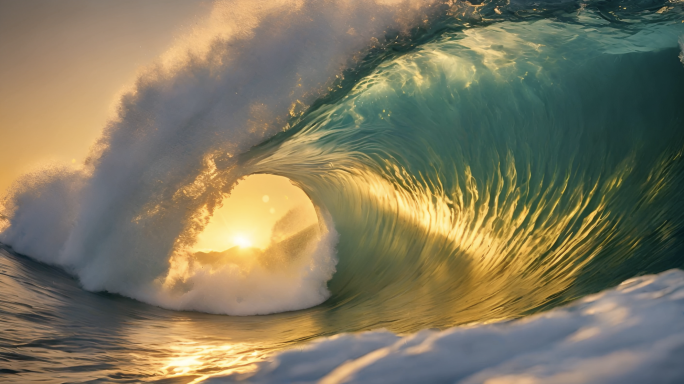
[262, 195, 270, 203]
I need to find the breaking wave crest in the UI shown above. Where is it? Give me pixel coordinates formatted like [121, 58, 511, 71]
[0, 0, 439, 315]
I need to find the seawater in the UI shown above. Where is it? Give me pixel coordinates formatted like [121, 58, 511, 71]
[1, 0, 684, 382]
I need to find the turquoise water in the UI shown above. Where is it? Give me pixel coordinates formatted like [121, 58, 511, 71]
[246, 7, 684, 330]
[1, 1, 684, 382]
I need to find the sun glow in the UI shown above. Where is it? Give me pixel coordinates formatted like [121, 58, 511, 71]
[233, 235, 253, 248]
[192, 174, 318, 253]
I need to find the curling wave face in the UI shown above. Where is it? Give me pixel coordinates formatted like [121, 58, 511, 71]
[1, 0, 684, 331]
[245, 9, 684, 330]
[2, 0, 684, 382]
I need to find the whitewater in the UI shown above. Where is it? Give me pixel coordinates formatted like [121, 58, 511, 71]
[1, 0, 684, 382]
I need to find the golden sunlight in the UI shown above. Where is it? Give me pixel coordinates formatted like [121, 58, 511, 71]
[233, 235, 253, 248]
[193, 174, 318, 252]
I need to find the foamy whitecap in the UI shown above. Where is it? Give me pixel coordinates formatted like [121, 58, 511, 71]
[207, 269, 684, 383]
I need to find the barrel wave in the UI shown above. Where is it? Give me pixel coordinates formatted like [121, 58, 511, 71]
[247, 9, 684, 329]
[1, 0, 684, 381]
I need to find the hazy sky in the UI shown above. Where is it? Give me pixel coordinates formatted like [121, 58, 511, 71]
[0, 0, 211, 194]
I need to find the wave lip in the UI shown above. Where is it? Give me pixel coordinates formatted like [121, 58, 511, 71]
[208, 269, 684, 383]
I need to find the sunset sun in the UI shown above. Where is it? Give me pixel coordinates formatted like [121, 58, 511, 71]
[232, 235, 252, 249]
[0, 1, 682, 382]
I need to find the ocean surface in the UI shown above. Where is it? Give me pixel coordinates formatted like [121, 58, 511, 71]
[1, 0, 684, 382]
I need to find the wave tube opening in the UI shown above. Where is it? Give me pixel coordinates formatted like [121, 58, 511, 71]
[157, 174, 338, 316]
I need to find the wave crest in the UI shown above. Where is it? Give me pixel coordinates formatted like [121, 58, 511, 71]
[0, 0, 438, 315]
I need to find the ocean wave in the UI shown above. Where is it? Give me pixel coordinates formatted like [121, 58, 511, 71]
[1, 0, 684, 324]
[241, 8, 684, 329]
[1, 1, 684, 382]
[0, 0, 441, 315]
[208, 269, 684, 383]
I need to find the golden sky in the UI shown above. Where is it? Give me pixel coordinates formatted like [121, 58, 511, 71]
[0, 0, 211, 194]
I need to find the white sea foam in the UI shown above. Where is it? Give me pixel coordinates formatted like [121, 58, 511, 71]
[0, 0, 438, 315]
[208, 269, 684, 383]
